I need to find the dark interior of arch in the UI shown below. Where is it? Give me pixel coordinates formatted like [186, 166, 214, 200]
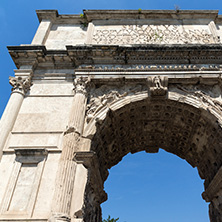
[91, 98, 222, 189]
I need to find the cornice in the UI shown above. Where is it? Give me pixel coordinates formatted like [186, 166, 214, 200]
[36, 10, 59, 22]
[84, 10, 219, 21]
[7, 44, 222, 69]
[36, 9, 86, 24]
[35, 10, 219, 23]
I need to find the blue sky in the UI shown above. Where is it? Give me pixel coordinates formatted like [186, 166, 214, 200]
[1, 0, 222, 221]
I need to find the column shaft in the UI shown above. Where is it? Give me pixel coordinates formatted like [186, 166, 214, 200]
[51, 77, 89, 221]
[0, 92, 24, 158]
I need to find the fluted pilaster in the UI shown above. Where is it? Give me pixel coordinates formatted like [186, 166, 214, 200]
[50, 77, 90, 222]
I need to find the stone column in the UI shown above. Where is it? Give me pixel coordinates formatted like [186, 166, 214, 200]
[50, 77, 90, 222]
[0, 75, 32, 160]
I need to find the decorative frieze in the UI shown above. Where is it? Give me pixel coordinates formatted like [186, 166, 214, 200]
[92, 25, 219, 45]
[76, 64, 222, 72]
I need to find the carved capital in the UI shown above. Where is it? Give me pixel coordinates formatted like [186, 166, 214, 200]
[147, 76, 168, 97]
[9, 76, 32, 95]
[74, 77, 90, 95]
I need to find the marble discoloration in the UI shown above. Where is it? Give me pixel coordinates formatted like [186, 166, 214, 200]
[1, 9, 222, 222]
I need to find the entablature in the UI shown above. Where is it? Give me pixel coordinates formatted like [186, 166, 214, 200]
[8, 44, 222, 66]
[6, 44, 222, 84]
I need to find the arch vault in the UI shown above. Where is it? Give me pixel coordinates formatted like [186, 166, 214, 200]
[1, 9, 222, 222]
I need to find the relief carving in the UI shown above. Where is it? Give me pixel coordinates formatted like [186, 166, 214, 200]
[74, 77, 91, 95]
[92, 25, 217, 45]
[176, 84, 222, 113]
[86, 84, 144, 122]
[148, 76, 168, 96]
[9, 76, 32, 94]
[86, 91, 127, 122]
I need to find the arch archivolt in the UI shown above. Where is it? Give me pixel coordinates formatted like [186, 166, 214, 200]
[83, 82, 222, 137]
[74, 79, 222, 222]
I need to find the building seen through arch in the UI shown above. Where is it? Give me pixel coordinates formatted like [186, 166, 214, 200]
[0, 9, 222, 222]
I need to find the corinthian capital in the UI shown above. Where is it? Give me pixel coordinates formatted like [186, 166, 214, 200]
[9, 76, 32, 95]
[74, 76, 90, 95]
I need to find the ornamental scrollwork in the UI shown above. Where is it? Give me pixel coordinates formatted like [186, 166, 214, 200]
[9, 76, 32, 94]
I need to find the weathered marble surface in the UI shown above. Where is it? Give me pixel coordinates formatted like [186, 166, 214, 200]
[1, 9, 222, 222]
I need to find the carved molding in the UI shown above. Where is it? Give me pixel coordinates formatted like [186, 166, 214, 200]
[8, 45, 222, 69]
[76, 64, 222, 72]
[9, 76, 32, 95]
[147, 76, 168, 96]
[74, 77, 91, 95]
[92, 25, 218, 45]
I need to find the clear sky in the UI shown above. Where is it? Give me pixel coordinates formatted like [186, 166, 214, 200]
[1, 0, 222, 221]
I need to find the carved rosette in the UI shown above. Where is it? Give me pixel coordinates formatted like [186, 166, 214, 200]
[147, 76, 168, 96]
[9, 76, 32, 95]
[74, 77, 90, 95]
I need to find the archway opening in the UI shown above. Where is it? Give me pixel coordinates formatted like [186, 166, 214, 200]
[86, 97, 222, 221]
[102, 150, 209, 222]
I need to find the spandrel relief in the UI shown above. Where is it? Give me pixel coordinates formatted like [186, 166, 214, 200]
[173, 84, 222, 113]
[86, 84, 146, 122]
[92, 25, 218, 45]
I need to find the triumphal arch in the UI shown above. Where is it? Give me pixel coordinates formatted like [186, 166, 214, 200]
[1, 9, 222, 222]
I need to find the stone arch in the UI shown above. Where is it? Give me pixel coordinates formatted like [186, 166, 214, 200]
[80, 86, 222, 222]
